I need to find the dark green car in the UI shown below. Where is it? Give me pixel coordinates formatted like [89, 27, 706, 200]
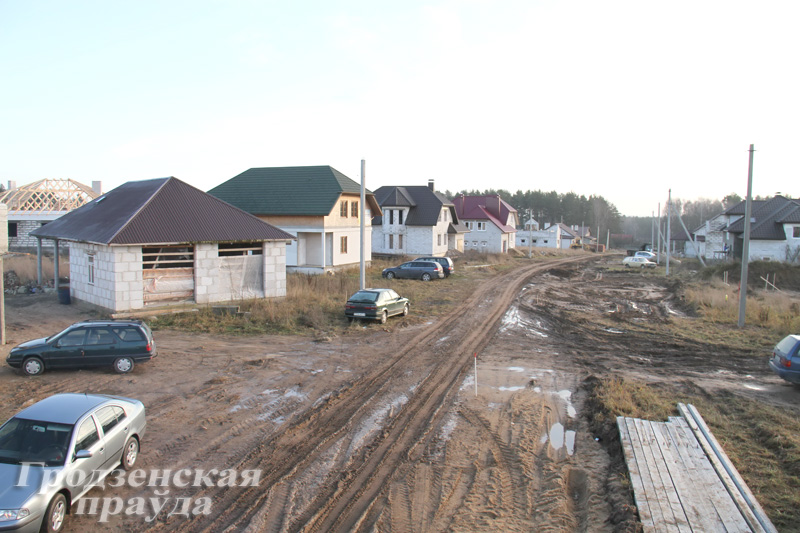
[6, 319, 157, 375]
[345, 288, 410, 324]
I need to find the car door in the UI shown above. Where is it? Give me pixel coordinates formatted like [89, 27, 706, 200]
[43, 329, 87, 368]
[68, 415, 107, 497]
[399, 262, 416, 279]
[83, 327, 119, 367]
[387, 290, 403, 315]
[94, 405, 128, 469]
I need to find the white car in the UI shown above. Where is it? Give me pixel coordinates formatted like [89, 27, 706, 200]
[623, 256, 657, 268]
[634, 251, 656, 260]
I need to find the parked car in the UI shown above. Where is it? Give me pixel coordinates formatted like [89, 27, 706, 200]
[769, 334, 800, 384]
[0, 393, 145, 532]
[345, 288, 409, 324]
[6, 320, 157, 376]
[634, 251, 657, 261]
[413, 256, 454, 277]
[382, 261, 444, 281]
[622, 256, 657, 269]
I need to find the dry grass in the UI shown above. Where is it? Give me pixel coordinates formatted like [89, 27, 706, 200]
[3, 254, 70, 283]
[588, 377, 800, 530]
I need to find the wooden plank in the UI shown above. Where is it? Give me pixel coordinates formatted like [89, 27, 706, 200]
[633, 418, 679, 531]
[617, 417, 655, 529]
[626, 418, 669, 532]
[683, 404, 777, 533]
[663, 421, 726, 533]
[649, 422, 692, 533]
[672, 417, 751, 532]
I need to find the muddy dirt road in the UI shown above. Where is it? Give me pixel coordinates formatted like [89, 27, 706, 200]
[0, 256, 788, 532]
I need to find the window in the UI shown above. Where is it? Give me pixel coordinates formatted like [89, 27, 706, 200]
[75, 418, 100, 453]
[87, 254, 95, 285]
[465, 221, 473, 230]
[58, 329, 86, 347]
[398, 210, 404, 225]
[142, 246, 194, 269]
[8, 222, 17, 238]
[218, 242, 263, 256]
[389, 234, 394, 249]
[437, 234, 442, 246]
[87, 328, 116, 346]
[112, 327, 146, 342]
[398, 234, 403, 249]
[340, 236, 348, 254]
[477, 222, 486, 231]
[340, 201, 348, 217]
[543, 240, 548, 244]
[95, 406, 125, 435]
[794, 227, 800, 238]
[351, 201, 359, 218]
[389, 210, 394, 225]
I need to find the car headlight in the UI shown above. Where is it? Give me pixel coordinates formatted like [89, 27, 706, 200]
[0, 508, 30, 521]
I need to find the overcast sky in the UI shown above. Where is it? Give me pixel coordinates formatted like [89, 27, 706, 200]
[2, 1, 797, 217]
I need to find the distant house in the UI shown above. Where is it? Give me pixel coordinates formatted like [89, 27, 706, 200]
[556, 224, 580, 249]
[452, 194, 518, 253]
[208, 166, 381, 274]
[723, 195, 800, 262]
[516, 223, 562, 249]
[1, 179, 102, 252]
[31, 177, 294, 313]
[372, 180, 468, 256]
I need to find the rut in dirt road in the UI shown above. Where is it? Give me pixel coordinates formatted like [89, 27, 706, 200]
[147, 256, 592, 533]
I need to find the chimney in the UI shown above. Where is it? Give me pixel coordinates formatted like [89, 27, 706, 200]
[7, 180, 16, 191]
[91, 181, 102, 194]
[495, 195, 501, 216]
[428, 179, 434, 192]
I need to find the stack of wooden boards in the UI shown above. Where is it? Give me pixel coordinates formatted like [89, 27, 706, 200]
[617, 403, 777, 532]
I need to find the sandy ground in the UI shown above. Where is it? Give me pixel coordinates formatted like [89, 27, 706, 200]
[0, 256, 791, 532]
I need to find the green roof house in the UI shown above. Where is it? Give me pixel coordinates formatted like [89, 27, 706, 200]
[209, 166, 381, 274]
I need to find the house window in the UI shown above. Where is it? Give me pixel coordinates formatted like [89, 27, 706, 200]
[218, 242, 263, 256]
[88, 254, 95, 285]
[398, 234, 403, 249]
[437, 234, 442, 246]
[351, 201, 359, 218]
[142, 246, 194, 269]
[340, 201, 348, 217]
[389, 210, 394, 225]
[389, 234, 394, 249]
[477, 222, 486, 231]
[340, 236, 348, 253]
[543, 239, 548, 244]
[398, 210, 404, 225]
[8, 222, 17, 238]
[794, 227, 800, 238]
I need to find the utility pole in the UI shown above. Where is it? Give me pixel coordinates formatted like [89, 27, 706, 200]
[359, 159, 366, 291]
[666, 191, 671, 276]
[656, 203, 661, 264]
[651, 211, 655, 252]
[738, 145, 755, 327]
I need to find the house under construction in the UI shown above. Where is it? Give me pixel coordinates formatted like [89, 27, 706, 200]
[1, 179, 102, 251]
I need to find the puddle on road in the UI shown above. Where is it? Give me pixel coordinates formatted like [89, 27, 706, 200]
[545, 423, 576, 456]
[498, 386, 525, 392]
[557, 390, 577, 418]
[508, 367, 525, 372]
[603, 327, 625, 334]
[743, 383, 765, 391]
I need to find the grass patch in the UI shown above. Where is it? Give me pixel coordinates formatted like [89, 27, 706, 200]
[588, 377, 800, 530]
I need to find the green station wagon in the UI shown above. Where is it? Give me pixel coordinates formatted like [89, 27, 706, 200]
[6, 320, 157, 376]
[345, 288, 410, 324]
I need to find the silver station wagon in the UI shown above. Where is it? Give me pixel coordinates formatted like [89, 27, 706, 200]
[0, 393, 146, 532]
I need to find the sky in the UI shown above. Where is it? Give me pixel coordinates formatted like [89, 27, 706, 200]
[2, 1, 798, 217]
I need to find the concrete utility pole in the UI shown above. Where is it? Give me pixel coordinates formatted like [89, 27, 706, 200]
[666, 191, 671, 276]
[656, 203, 661, 264]
[738, 145, 755, 327]
[360, 159, 366, 291]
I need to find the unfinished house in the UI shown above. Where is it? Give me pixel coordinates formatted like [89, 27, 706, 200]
[31, 177, 294, 313]
[1, 179, 102, 252]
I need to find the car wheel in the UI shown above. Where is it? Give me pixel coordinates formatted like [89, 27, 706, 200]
[41, 493, 67, 533]
[23, 356, 44, 376]
[121, 436, 139, 471]
[114, 357, 134, 374]
[402, 304, 409, 316]
[380, 311, 388, 324]
[386, 271, 395, 280]
[421, 273, 432, 281]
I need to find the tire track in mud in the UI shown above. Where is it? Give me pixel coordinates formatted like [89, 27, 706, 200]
[147, 256, 592, 533]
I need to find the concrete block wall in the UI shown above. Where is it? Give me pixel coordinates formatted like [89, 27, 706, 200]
[264, 242, 287, 297]
[194, 244, 219, 304]
[9, 220, 71, 250]
[69, 243, 143, 312]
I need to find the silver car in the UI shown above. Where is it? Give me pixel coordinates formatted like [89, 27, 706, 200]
[0, 393, 145, 532]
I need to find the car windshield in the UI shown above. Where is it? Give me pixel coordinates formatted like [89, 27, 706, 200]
[0, 418, 73, 466]
[349, 291, 379, 303]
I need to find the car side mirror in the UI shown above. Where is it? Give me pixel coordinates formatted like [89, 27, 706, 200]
[74, 449, 93, 460]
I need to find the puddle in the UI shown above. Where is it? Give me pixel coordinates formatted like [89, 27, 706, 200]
[603, 327, 625, 334]
[547, 423, 576, 455]
[557, 389, 577, 418]
[508, 366, 525, 372]
[743, 384, 765, 391]
[498, 386, 524, 392]
[460, 374, 475, 391]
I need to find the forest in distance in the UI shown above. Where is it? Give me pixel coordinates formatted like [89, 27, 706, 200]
[445, 188, 748, 245]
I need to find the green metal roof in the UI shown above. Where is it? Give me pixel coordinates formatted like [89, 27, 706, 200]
[208, 166, 368, 216]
